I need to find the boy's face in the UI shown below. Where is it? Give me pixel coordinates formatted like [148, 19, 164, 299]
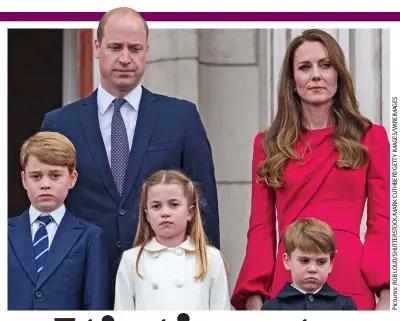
[21, 155, 78, 214]
[283, 248, 333, 292]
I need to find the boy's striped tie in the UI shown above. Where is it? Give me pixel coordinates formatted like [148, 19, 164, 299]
[33, 215, 53, 273]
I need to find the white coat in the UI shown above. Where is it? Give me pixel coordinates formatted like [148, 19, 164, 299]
[114, 237, 231, 310]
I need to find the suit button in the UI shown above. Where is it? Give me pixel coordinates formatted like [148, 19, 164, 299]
[308, 294, 314, 302]
[35, 291, 43, 298]
[116, 241, 121, 248]
[174, 280, 183, 288]
[119, 209, 125, 216]
[175, 248, 183, 256]
[152, 282, 158, 290]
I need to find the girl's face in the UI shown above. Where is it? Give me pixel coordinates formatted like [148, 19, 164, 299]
[145, 183, 194, 247]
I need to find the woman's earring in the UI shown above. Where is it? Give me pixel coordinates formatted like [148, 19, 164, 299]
[293, 87, 297, 93]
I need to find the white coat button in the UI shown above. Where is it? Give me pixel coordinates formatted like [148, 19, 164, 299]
[152, 282, 158, 290]
[174, 280, 183, 288]
[152, 252, 160, 258]
[175, 248, 183, 256]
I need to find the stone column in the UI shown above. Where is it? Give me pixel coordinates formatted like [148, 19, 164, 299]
[198, 29, 261, 293]
[142, 29, 199, 106]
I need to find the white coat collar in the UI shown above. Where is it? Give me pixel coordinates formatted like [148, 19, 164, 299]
[144, 236, 196, 252]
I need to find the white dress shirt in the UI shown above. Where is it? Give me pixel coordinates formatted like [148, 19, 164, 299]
[114, 237, 231, 310]
[97, 83, 142, 165]
[29, 204, 66, 247]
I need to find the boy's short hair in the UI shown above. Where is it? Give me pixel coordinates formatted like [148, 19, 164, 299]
[282, 218, 336, 259]
[20, 132, 76, 173]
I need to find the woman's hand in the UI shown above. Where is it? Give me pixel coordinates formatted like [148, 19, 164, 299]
[246, 294, 263, 310]
[375, 289, 390, 310]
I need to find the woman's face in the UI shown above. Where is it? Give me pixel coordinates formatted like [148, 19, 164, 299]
[293, 41, 338, 107]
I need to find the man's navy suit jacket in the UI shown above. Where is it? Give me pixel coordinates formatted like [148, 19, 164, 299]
[40, 87, 220, 301]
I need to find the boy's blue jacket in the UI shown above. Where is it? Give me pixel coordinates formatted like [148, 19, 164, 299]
[8, 209, 109, 310]
[261, 282, 357, 310]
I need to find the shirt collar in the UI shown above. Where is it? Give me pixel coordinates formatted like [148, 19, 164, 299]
[144, 236, 197, 252]
[29, 204, 66, 226]
[97, 82, 142, 115]
[291, 283, 322, 295]
[277, 282, 338, 299]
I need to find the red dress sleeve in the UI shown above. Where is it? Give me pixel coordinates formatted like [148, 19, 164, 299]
[231, 133, 277, 310]
[361, 125, 390, 294]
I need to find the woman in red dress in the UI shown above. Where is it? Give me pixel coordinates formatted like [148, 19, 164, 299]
[231, 29, 390, 311]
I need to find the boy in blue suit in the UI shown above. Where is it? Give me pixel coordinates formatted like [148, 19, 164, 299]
[261, 218, 357, 310]
[8, 132, 109, 310]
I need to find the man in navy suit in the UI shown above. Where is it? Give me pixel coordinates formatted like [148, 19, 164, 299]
[40, 7, 219, 306]
[8, 132, 109, 310]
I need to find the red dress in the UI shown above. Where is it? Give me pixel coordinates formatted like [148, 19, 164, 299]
[231, 125, 390, 310]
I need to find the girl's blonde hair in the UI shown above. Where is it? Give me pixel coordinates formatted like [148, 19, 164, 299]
[134, 170, 210, 281]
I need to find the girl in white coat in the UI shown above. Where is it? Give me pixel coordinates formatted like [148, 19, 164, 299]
[114, 170, 231, 310]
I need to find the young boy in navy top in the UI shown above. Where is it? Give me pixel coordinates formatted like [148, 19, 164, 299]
[8, 132, 109, 310]
[261, 218, 357, 310]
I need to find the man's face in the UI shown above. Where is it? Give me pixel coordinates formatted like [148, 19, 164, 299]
[94, 13, 149, 97]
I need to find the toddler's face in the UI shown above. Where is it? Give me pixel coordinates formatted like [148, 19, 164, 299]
[283, 248, 333, 292]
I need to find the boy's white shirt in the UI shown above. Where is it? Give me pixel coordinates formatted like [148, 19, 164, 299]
[114, 236, 231, 310]
[291, 283, 323, 294]
[29, 204, 66, 247]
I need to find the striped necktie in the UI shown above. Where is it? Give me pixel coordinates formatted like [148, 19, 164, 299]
[33, 215, 53, 273]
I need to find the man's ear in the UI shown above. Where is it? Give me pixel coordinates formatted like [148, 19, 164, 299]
[94, 39, 101, 59]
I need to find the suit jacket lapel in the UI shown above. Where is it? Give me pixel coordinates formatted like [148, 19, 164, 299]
[79, 91, 120, 202]
[121, 87, 160, 204]
[8, 210, 38, 285]
[36, 211, 82, 290]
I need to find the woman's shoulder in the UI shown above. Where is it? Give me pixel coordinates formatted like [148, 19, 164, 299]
[254, 130, 267, 143]
[369, 123, 387, 135]
[363, 123, 388, 143]
[253, 130, 269, 155]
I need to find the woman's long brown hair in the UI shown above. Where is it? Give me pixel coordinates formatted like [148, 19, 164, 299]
[257, 29, 372, 188]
